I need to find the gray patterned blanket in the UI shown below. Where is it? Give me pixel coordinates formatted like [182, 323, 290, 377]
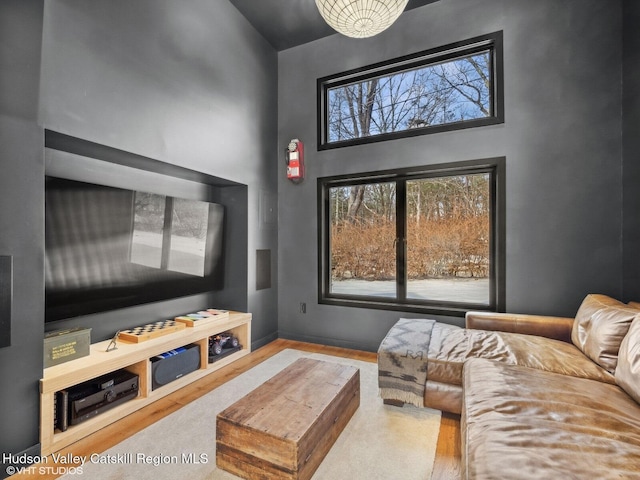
[377, 318, 435, 407]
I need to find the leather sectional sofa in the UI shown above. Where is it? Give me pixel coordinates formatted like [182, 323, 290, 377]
[378, 294, 640, 479]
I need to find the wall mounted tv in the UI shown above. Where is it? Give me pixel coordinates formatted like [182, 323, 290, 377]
[45, 176, 225, 323]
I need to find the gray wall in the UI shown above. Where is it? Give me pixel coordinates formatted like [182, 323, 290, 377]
[623, 0, 640, 301]
[1, 0, 278, 463]
[277, 0, 625, 351]
[0, 0, 45, 462]
[39, 0, 279, 346]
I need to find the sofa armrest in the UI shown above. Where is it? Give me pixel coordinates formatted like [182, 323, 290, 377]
[465, 311, 575, 343]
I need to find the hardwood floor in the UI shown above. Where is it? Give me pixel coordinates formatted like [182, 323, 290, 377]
[13, 338, 461, 479]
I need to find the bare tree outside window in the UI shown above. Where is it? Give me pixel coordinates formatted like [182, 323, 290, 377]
[405, 174, 490, 304]
[328, 174, 490, 304]
[326, 52, 491, 143]
[330, 182, 397, 297]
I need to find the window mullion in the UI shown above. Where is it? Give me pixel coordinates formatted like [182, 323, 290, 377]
[396, 180, 407, 302]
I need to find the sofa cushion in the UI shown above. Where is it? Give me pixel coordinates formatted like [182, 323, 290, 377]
[571, 294, 639, 373]
[615, 314, 640, 404]
[427, 322, 614, 387]
[423, 380, 463, 414]
[462, 358, 640, 480]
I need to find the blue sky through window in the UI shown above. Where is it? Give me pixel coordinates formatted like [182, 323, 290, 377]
[327, 51, 491, 143]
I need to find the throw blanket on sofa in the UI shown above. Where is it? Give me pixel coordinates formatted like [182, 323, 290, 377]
[378, 318, 435, 407]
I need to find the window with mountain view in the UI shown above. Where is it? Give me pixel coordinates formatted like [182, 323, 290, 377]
[318, 159, 505, 316]
[318, 32, 503, 149]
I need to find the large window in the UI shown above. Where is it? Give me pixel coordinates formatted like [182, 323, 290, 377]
[318, 159, 505, 316]
[318, 32, 503, 149]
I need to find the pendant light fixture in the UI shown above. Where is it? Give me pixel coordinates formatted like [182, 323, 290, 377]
[315, 0, 410, 38]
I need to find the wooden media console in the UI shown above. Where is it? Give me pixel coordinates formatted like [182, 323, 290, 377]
[40, 311, 251, 456]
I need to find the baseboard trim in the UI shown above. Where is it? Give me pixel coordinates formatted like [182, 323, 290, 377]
[251, 331, 278, 351]
[277, 331, 378, 353]
[1, 443, 41, 479]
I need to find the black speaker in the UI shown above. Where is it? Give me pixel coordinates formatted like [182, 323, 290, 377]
[151, 344, 200, 390]
[256, 249, 271, 290]
[0, 256, 12, 348]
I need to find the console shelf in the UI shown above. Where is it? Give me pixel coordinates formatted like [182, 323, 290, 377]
[39, 311, 251, 456]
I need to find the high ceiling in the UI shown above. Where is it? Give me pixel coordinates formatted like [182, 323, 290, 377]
[228, 0, 440, 51]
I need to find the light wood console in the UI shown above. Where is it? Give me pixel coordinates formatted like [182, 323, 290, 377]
[40, 311, 251, 456]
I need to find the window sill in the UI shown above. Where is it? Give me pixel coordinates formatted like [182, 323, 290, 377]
[319, 295, 495, 318]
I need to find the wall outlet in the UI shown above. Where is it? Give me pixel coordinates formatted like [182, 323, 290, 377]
[300, 302, 306, 314]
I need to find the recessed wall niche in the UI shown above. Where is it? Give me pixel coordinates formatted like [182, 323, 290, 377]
[43, 130, 248, 342]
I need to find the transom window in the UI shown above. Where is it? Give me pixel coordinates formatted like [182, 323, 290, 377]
[318, 159, 505, 316]
[318, 32, 503, 149]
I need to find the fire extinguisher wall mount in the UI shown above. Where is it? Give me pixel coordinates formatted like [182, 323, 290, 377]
[286, 139, 304, 184]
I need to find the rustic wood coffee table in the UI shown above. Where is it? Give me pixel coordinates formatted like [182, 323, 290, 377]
[216, 357, 360, 480]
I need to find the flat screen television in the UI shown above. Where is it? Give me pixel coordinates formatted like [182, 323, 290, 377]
[45, 176, 225, 322]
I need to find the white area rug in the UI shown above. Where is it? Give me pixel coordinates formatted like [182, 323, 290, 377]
[61, 349, 441, 479]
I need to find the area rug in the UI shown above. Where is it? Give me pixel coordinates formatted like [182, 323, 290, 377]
[61, 349, 441, 479]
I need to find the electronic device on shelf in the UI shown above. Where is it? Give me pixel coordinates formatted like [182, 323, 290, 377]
[55, 369, 139, 431]
[150, 343, 201, 390]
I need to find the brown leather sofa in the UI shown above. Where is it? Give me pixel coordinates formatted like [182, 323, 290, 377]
[378, 294, 640, 479]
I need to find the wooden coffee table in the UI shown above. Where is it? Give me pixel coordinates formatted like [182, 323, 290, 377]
[216, 357, 360, 480]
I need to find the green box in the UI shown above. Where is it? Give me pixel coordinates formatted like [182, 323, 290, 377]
[44, 327, 91, 368]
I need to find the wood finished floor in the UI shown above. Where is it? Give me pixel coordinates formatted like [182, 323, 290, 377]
[13, 338, 461, 480]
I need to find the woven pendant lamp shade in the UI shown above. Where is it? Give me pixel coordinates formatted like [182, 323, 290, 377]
[315, 0, 409, 38]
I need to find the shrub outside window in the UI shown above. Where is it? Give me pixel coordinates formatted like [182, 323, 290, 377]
[318, 32, 503, 149]
[318, 159, 505, 316]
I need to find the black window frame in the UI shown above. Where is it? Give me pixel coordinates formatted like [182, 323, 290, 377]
[317, 31, 504, 150]
[317, 157, 506, 317]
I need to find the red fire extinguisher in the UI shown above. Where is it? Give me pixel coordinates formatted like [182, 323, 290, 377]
[286, 139, 304, 184]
